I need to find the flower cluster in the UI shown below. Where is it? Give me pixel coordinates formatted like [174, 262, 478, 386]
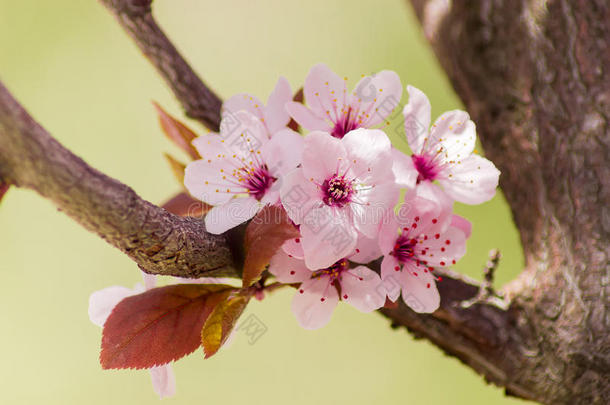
[184, 64, 500, 329]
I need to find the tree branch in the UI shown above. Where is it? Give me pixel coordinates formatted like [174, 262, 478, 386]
[0, 81, 235, 278]
[98, 0, 223, 131]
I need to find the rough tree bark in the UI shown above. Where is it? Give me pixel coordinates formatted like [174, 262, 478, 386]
[0, 1, 607, 404]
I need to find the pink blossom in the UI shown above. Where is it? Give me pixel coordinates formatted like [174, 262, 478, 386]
[378, 187, 469, 313]
[396, 85, 501, 204]
[88, 273, 175, 399]
[269, 236, 385, 330]
[184, 110, 303, 234]
[279, 129, 399, 269]
[223, 77, 293, 137]
[286, 63, 402, 138]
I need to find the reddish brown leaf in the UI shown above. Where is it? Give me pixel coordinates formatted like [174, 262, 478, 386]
[287, 87, 304, 132]
[242, 205, 300, 287]
[0, 180, 10, 204]
[201, 293, 250, 358]
[100, 284, 235, 369]
[161, 192, 211, 218]
[164, 153, 187, 185]
[153, 102, 201, 160]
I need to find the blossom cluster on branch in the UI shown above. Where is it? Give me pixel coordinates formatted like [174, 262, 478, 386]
[88, 64, 499, 398]
[185, 64, 500, 328]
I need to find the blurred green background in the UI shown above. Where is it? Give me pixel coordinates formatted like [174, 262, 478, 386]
[0, 0, 524, 404]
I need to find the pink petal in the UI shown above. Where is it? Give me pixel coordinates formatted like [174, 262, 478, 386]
[149, 365, 176, 399]
[391, 148, 418, 189]
[428, 110, 473, 157]
[418, 225, 467, 267]
[279, 168, 320, 225]
[350, 70, 402, 128]
[378, 211, 400, 255]
[204, 197, 261, 234]
[285, 101, 330, 132]
[291, 275, 339, 330]
[395, 193, 443, 237]
[222, 93, 265, 122]
[282, 237, 304, 259]
[340, 266, 385, 312]
[142, 273, 157, 291]
[303, 63, 347, 125]
[88, 286, 136, 327]
[342, 128, 393, 178]
[350, 181, 399, 238]
[350, 233, 382, 264]
[379, 255, 404, 302]
[261, 128, 303, 177]
[400, 263, 440, 313]
[302, 131, 347, 182]
[402, 85, 431, 155]
[264, 76, 292, 134]
[184, 140, 236, 206]
[300, 207, 358, 270]
[438, 119, 477, 162]
[414, 181, 454, 231]
[451, 214, 472, 238]
[438, 154, 500, 204]
[268, 249, 312, 283]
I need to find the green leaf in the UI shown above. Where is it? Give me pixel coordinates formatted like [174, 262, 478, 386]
[201, 293, 250, 358]
[242, 205, 300, 287]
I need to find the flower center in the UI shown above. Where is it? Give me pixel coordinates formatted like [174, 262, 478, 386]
[322, 174, 354, 207]
[412, 154, 438, 182]
[239, 164, 275, 200]
[312, 258, 349, 281]
[393, 234, 418, 263]
[331, 107, 359, 138]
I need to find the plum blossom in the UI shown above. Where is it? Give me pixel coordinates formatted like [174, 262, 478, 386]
[88, 273, 176, 399]
[395, 85, 501, 204]
[280, 128, 399, 269]
[378, 187, 469, 313]
[286, 63, 402, 138]
[269, 235, 385, 329]
[185, 110, 303, 234]
[223, 77, 293, 137]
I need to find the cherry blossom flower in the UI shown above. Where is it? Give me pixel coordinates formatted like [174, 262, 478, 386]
[88, 273, 175, 399]
[396, 85, 501, 204]
[286, 63, 402, 138]
[223, 77, 293, 137]
[279, 128, 399, 269]
[378, 188, 469, 313]
[269, 235, 385, 330]
[184, 110, 303, 234]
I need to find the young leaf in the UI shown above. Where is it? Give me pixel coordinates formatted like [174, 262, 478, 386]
[242, 205, 300, 287]
[153, 102, 201, 160]
[100, 284, 234, 370]
[164, 153, 186, 185]
[0, 180, 10, 204]
[201, 293, 250, 358]
[161, 192, 211, 218]
[288, 87, 304, 132]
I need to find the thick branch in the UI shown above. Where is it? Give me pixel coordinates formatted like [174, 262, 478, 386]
[98, 0, 222, 131]
[389, 1, 610, 404]
[0, 81, 235, 278]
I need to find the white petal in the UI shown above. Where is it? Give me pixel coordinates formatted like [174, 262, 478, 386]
[438, 154, 500, 204]
[88, 286, 136, 327]
[291, 276, 339, 330]
[402, 85, 431, 155]
[340, 266, 385, 312]
[204, 197, 260, 234]
[264, 76, 293, 134]
[150, 365, 176, 399]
